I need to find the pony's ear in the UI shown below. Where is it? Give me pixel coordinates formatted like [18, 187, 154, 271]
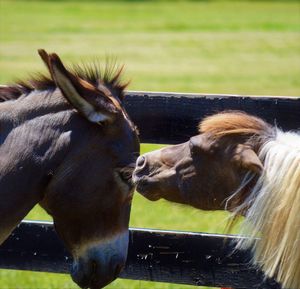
[37, 49, 118, 123]
[234, 144, 263, 174]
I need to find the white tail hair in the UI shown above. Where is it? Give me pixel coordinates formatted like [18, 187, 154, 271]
[235, 130, 300, 289]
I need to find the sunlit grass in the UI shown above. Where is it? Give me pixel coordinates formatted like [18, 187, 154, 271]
[0, 1, 299, 95]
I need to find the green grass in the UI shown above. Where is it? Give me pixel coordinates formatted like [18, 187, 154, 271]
[0, 0, 299, 288]
[0, 0, 300, 96]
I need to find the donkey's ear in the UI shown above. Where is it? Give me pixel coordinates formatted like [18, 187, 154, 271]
[38, 49, 52, 72]
[37, 49, 117, 123]
[234, 144, 263, 175]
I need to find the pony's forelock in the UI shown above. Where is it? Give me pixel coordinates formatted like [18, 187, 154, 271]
[199, 111, 272, 139]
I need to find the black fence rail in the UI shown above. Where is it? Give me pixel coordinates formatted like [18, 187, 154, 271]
[124, 91, 300, 144]
[1, 92, 299, 288]
[0, 221, 280, 289]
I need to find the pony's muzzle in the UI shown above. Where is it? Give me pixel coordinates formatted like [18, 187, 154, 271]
[70, 231, 129, 289]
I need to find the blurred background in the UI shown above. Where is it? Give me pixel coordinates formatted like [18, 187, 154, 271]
[0, 0, 299, 288]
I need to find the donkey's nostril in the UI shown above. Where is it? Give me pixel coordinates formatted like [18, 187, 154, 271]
[91, 260, 97, 275]
[113, 263, 124, 279]
[136, 156, 146, 168]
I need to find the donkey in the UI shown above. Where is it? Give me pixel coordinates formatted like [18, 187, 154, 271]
[133, 111, 300, 289]
[0, 50, 139, 288]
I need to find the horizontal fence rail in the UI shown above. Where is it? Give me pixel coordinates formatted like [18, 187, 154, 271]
[0, 221, 280, 289]
[124, 91, 300, 144]
[1, 92, 298, 288]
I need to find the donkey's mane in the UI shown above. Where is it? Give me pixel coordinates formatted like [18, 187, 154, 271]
[0, 61, 128, 102]
[199, 111, 272, 138]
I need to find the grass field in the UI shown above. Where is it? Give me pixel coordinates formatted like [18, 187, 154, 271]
[0, 0, 299, 288]
[1, 0, 300, 95]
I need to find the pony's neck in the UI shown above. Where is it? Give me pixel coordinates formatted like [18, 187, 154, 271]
[237, 130, 300, 289]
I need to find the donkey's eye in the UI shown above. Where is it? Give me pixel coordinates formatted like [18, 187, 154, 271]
[114, 169, 134, 196]
[118, 169, 132, 182]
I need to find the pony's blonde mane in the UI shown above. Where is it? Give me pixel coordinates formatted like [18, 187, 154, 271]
[199, 112, 300, 288]
[235, 130, 300, 289]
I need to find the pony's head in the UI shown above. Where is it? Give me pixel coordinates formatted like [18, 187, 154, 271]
[133, 111, 300, 288]
[133, 112, 270, 210]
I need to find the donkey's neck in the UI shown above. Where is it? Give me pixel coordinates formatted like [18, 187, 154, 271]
[0, 89, 72, 170]
[0, 89, 73, 244]
[3, 87, 68, 114]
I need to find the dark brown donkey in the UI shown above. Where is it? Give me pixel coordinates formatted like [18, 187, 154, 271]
[133, 111, 300, 289]
[0, 50, 139, 289]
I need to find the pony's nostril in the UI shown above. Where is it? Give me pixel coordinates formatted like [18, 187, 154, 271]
[136, 156, 146, 168]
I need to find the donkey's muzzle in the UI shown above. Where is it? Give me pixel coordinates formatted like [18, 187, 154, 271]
[71, 231, 129, 288]
[71, 257, 124, 289]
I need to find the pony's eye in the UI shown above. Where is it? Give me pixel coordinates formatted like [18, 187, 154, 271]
[189, 136, 214, 156]
[189, 140, 198, 156]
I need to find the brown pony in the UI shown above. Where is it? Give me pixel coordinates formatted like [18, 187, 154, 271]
[0, 50, 139, 289]
[133, 111, 300, 289]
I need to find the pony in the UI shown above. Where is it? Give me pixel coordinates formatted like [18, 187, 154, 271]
[133, 111, 299, 289]
[0, 50, 140, 289]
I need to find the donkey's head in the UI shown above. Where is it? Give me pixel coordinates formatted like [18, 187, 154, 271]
[37, 50, 139, 288]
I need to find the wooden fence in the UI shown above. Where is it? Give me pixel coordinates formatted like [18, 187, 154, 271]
[1, 92, 299, 288]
